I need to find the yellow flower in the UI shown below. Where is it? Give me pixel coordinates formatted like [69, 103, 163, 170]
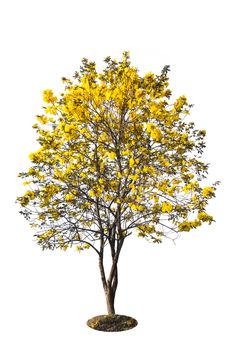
[174, 95, 187, 111]
[43, 89, 57, 104]
[129, 183, 135, 191]
[202, 187, 215, 198]
[76, 245, 82, 253]
[18, 196, 29, 206]
[161, 201, 173, 213]
[146, 123, 153, 133]
[192, 194, 197, 202]
[104, 194, 112, 201]
[80, 127, 87, 134]
[32, 123, 39, 129]
[108, 152, 116, 160]
[178, 221, 191, 232]
[23, 181, 31, 186]
[146, 122, 162, 141]
[183, 184, 191, 194]
[163, 160, 170, 167]
[197, 212, 213, 222]
[151, 129, 162, 142]
[63, 244, 69, 251]
[131, 174, 139, 181]
[28, 153, 35, 161]
[39, 213, 46, 221]
[190, 219, 201, 228]
[65, 193, 75, 202]
[143, 165, 150, 173]
[65, 125, 74, 133]
[45, 105, 57, 115]
[36, 115, 49, 124]
[25, 190, 35, 200]
[89, 190, 95, 197]
[129, 158, 135, 167]
[122, 149, 131, 156]
[83, 243, 90, 249]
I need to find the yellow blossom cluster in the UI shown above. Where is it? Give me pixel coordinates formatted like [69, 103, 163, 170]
[43, 89, 57, 104]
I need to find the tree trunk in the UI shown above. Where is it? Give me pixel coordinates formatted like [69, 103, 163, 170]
[98, 235, 124, 316]
[98, 253, 117, 315]
[105, 284, 116, 315]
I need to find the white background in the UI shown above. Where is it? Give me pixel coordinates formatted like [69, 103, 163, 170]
[0, 0, 232, 349]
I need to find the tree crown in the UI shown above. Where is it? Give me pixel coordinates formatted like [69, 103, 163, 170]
[16, 51, 219, 253]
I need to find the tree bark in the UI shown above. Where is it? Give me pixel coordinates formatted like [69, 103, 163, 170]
[98, 241, 124, 315]
[104, 239, 123, 315]
[105, 283, 116, 315]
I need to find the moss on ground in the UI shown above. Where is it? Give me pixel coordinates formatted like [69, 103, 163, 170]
[87, 314, 138, 332]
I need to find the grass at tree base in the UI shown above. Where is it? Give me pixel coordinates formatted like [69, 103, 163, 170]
[87, 314, 138, 332]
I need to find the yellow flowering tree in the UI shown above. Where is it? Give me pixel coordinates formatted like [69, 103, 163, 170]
[16, 52, 219, 321]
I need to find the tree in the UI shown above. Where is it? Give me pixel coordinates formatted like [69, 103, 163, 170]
[16, 51, 219, 330]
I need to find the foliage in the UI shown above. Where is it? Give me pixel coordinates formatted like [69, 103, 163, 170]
[16, 51, 219, 253]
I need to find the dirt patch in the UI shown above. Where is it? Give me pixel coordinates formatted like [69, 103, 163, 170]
[87, 314, 138, 332]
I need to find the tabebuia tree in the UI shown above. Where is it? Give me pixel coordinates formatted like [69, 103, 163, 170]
[16, 52, 219, 331]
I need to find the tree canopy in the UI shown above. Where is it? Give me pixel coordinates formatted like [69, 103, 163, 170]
[16, 51, 219, 254]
